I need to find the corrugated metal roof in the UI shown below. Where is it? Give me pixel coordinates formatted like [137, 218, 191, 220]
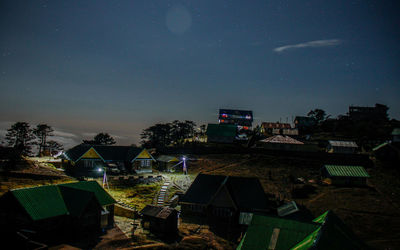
[59, 181, 116, 206]
[8, 181, 115, 221]
[59, 186, 99, 217]
[11, 185, 69, 221]
[238, 211, 365, 250]
[260, 135, 304, 145]
[328, 140, 358, 148]
[237, 215, 320, 250]
[323, 165, 370, 178]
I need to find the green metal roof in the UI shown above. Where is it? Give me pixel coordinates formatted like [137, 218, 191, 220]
[291, 227, 321, 250]
[372, 142, 389, 152]
[59, 186, 98, 217]
[312, 210, 330, 224]
[237, 215, 320, 250]
[11, 185, 69, 221]
[238, 211, 365, 250]
[8, 181, 115, 221]
[59, 181, 116, 206]
[323, 165, 370, 178]
[312, 211, 366, 250]
[206, 124, 237, 137]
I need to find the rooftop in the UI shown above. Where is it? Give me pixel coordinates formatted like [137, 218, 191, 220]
[260, 135, 304, 145]
[323, 165, 370, 178]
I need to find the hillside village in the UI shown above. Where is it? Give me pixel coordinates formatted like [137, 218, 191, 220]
[1, 103, 400, 249]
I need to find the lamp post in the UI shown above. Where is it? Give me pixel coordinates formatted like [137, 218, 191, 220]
[98, 167, 109, 190]
[182, 156, 187, 175]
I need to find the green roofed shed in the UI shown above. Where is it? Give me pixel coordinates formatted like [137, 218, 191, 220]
[11, 185, 69, 221]
[59, 181, 115, 206]
[322, 165, 369, 178]
[321, 165, 369, 186]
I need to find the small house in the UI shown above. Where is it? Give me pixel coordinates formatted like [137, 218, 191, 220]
[321, 165, 370, 186]
[261, 122, 291, 135]
[0, 181, 116, 243]
[62, 144, 155, 175]
[180, 174, 270, 223]
[140, 205, 178, 237]
[156, 155, 180, 172]
[206, 124, 237, 143]
[326, 140, 358, 154]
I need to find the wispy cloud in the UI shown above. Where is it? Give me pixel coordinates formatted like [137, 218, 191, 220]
[273, 39, 342, 53]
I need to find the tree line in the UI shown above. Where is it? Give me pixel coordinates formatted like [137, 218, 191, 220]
[4, 122, 63, 156]
[140, 120, 206, 148]
[3, 122, 120, 156]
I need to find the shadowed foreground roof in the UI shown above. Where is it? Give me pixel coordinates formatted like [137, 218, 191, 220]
[59, 181, 116, 206]
[10, 185, 69, 221]
[237, 215, 320, 250]
[180, 174, 226, 204]
[238, 211, 365, 250]
[5, 181, 115, 221]
[180, 174, 269, 211]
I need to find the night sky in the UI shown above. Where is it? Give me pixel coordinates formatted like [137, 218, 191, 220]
[1, 0, 399, 147]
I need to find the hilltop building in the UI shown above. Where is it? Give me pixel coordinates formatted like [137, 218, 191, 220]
[62, 144, 155, 175]
[206, 124, 237, 143]
[348, 103, 388, 122]
[260, 122, 298, 136]
[219, 109, 253, 130]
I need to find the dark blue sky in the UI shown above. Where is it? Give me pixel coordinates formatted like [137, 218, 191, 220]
[1, 0, 399, 146]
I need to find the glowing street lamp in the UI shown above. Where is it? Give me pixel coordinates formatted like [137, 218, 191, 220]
[98, 167, 109, 190]
[182, 156, 187, 175]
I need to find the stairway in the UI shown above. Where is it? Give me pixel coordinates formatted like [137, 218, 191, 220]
[156, 181, 170, 206]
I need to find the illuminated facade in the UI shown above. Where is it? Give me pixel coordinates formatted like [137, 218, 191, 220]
[218, 109, 253, 129]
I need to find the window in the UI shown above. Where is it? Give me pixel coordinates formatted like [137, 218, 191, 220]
[84, 160, 94, 168]
[140, 159, 151, 167]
